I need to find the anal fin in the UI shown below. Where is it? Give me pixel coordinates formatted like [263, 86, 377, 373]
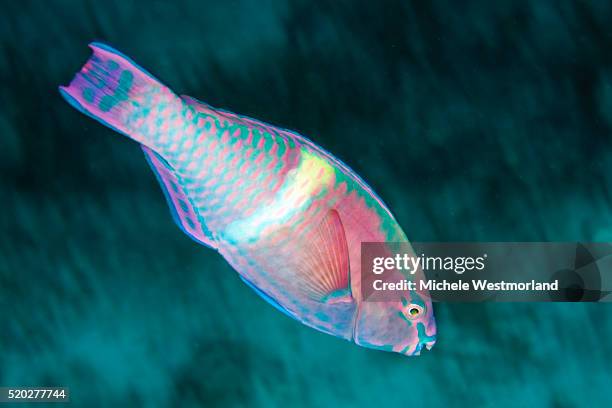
[142, 146, 216, 249]
[238, 275, 297, 321]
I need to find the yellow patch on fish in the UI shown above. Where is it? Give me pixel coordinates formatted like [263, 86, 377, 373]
[225, 148, 333, 242]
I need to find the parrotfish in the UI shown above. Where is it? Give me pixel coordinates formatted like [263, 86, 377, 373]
[59, 43, 436, 356]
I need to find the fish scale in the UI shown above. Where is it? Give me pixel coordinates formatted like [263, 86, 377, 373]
[60, 42, 437, 356]
[140, 100, 301, 236]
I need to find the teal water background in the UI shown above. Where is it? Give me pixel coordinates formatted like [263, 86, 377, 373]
[1, 1, 612, 406]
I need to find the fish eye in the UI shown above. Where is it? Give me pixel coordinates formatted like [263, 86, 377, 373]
[405, 304, 424, 319]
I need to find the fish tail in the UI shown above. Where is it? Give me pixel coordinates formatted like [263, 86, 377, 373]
[59, 42, 184, 150]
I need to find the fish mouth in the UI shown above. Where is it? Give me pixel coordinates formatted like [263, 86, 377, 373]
[411, 339, 436, 356]
[411, 322, 437, 355]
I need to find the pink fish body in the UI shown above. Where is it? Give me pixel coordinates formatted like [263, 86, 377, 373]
[60, 43, 436, 356]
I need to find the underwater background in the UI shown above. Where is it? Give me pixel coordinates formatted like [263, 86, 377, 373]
[1, 0, 611, 406]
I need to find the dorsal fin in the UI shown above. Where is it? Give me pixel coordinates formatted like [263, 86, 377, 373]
[293, 209, 353, 303]
[181, 95, 281, 135]
[142, 146, 216, 249]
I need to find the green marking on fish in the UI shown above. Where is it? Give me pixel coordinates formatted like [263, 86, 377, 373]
[251, 128, 262, 147]
[397, 311, 414, 325]
[263, 132, 274, 150]
[99, 95, 114, 112]
[417, 322, 436, 343]
[82, 88, 94, 103]
[97, 70, 133, 112]
[119, 70, 133, 92]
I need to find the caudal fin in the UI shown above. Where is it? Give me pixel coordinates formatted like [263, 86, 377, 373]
[59, 42, 183, 149]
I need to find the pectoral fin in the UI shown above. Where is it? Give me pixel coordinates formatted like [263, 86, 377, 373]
[293, 209, 353, 304]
